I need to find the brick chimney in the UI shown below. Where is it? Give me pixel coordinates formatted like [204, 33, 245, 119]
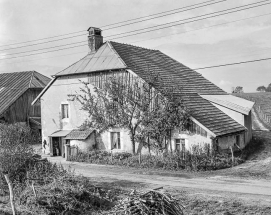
[87, 27, 103, 53]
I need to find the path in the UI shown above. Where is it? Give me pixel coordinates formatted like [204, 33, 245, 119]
[45, 155, 271, 205]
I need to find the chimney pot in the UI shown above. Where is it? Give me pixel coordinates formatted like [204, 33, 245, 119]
[87, 27, 103, 53]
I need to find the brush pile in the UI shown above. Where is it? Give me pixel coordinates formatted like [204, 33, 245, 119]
[108, 188, 184, 215]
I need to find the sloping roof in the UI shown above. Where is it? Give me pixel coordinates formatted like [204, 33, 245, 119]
[49, 130, 71, 137]
[184, 94, 246, 136]
[64, 129, 94, 140]
[110, 41, 226, 95]
[52, 41, 247, 137]
[55, 42, 126, 77]
[200, 94, 254, 115]
[0, 71, 51, 116]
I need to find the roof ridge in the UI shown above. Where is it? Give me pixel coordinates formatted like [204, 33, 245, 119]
[108, 40, 158, 51]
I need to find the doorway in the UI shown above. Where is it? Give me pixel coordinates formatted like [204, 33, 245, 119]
[51, 137, 64, 156]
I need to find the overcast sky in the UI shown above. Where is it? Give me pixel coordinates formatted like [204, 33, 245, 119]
[0, 0, 271, 92]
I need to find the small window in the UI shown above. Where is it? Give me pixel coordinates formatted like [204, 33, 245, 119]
[175, 139, 181, 152]
[111, 132, 121, 149]
[236, 135, 240, 147]
[175, 139, 185, 152]
[61, 104, 69, 119]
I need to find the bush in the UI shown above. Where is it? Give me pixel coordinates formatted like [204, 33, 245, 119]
[70, 144, 243, 171]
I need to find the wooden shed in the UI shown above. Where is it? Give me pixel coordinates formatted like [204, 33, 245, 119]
[0, 71, 51, 131]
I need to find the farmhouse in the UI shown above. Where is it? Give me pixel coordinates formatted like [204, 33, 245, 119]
[33, 27, 254, 156]
[0, 71, 51, 131]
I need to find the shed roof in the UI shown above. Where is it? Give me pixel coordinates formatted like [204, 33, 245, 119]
[0, 71, 51, 116]
[200, 94, 254, 115]
[64, 129, 94, 140]
[49, 130, 71, 137]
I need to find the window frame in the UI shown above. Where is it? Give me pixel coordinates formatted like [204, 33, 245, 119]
[111, 132, 121, 149]
[61, 104, 69, 119]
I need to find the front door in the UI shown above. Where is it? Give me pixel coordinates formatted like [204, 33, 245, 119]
[51, 137, 62, 156]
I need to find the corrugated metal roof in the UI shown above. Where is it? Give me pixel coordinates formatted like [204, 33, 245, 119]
[64, 129, 94, 140]
[55, 42, 126, 76]
[0, 71, 51, 115]
[49, 130, 71, 137]
[200, 94, 254, 115]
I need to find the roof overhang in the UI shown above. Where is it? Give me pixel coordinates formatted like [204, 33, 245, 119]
[64, 129, 94, 140]
[31, 78, 57, 106]
[200, 94, 254, 115]
[49, 130, 72, 137]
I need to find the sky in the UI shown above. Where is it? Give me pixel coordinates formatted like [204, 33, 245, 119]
[0, 0, 271, 93]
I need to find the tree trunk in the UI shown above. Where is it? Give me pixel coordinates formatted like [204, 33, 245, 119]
[4, 174, 16, 215]
[130, 131, 136, 155]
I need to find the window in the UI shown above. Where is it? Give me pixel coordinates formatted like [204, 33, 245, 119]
[236, 135, 240, 147]
[175, 139, 181, 152]
[61, 104, 69, 119]
[111, 132, 121, 149]
[175, 139, 185, 152]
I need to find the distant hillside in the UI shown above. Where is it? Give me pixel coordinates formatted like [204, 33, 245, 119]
[233, 92, 271, 129]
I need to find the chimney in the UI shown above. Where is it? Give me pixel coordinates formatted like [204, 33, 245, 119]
[87, 27, 103, 53]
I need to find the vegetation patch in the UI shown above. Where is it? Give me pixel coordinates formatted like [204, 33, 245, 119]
[70, 144, 246, 171]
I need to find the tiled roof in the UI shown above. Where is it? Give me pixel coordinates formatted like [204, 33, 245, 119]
[64, 129, 94, 140]
[185, 94, 246, 136]
[110, 41, 226, 95]
[0, 71, 51, 115]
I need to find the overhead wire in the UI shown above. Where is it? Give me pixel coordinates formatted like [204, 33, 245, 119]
[106, 0, 271, 40]
[130, 12, 271, 44]
[0, 0, 223, 49]
[1, 0, 270, 59]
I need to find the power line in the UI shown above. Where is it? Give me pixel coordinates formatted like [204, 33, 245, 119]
[0, 0, 222, 49]
[103, 0, 226, 31]
[1, 0, 270, 58]
[1, 0, 271, 60]
[0, 33, 87, 52]
[192, 57, 271, 71]
[0, 41, 87, 57]
[130, 12, 271, 44]
[0, 44, 86, 60]
[107, 0, 271, 40]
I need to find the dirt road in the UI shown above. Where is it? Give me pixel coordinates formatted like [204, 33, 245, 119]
[46, 155, 271, 205]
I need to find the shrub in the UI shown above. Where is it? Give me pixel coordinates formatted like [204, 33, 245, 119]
[70, 144, 243, 171]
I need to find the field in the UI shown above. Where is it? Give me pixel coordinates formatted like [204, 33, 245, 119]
[234, 92, 271, 129]
[234, 92, 271, 116]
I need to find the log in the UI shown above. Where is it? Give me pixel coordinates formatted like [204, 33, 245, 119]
[4, 174, 16, 215]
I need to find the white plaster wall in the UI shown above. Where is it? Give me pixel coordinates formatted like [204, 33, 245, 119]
[41, 75, 91, 154]
[212, 103, 244, 126]
[171, 129, 213, 151]
[70, 135, 95, 151]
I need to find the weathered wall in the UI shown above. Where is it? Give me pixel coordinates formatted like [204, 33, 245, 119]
[171, 129, 213, 151]
[212, 103, 252, 145]
[41, 75, 89, 154]
[217, 132, 245, 150]
[70, 133, 96, 151]
[1, 88, 42, 123]
[244, 110, 252, 144]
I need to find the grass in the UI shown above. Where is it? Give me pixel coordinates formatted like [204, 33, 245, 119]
[234, 92, 271, 116]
